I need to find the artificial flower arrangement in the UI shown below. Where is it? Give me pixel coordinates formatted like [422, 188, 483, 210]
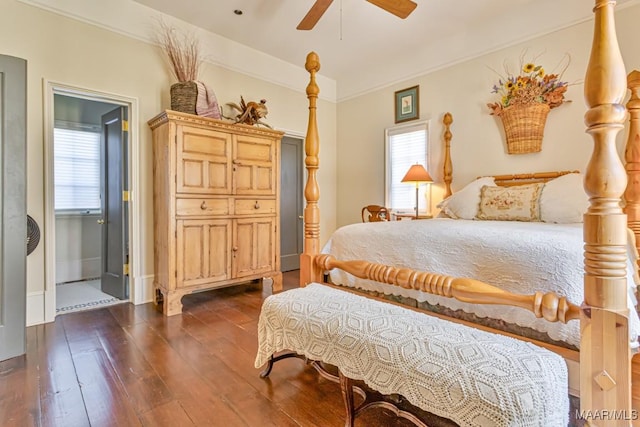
[487, 54, 570, 116]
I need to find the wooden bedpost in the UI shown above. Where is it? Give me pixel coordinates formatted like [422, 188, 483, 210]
[625, 71, 640, 268]
[443, 112, 453, 198]
[300, 52, 323, 287]
[581, 0, 633, 423]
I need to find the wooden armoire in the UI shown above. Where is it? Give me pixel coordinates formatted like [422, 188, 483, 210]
[148, 110, 283, 316]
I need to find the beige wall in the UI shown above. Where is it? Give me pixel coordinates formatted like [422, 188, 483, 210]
[0, 0, 337, 298]
[336, 4, 640, 227]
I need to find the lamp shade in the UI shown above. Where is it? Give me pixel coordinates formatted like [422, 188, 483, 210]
[401, 164, 433, 183]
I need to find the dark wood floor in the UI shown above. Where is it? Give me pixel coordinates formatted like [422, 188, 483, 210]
[0, 270, 414, 427]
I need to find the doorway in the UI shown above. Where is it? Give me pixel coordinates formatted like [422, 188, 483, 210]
[280, 135, 304, 272]
[43, 83, 140, 322]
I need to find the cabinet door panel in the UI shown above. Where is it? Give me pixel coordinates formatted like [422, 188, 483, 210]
[177, 219, 231, 287]
[255, 220, 275, 271]
[233, 217, 275, 278]
[177, 125, 232, 194]
[233, 221, 254, 278]
[233, 135, 276, 195]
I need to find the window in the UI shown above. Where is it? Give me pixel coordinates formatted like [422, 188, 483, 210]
[54, 126, 101, 213]
[385, 121, 429, 214]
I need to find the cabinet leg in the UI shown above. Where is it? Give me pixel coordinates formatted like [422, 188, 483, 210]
[154, 288, 164, 306]
[162, 290, 184, 316]
[270, 272, 283, 293]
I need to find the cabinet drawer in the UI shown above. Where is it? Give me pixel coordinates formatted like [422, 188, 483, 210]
[176, 198, 229, 216]
[234, 199, 276, 215]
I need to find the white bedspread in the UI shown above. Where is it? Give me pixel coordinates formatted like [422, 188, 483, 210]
[322, 218, 640, 348]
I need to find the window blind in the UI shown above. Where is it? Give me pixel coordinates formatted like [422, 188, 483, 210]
[54, 128, 101, 212]
[385, 123, 428, 212]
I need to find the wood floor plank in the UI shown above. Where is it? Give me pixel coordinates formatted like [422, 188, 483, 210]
[95, 326, 174, 413]
[138, 400, 194, 427]
[0, 358, 38, 427]
[0, 326, 41, 427]
[1, 270, 480, 427]
[123, 322, 248, 426]
[71, 348, 142, 427]
[37, 321, 90, 427]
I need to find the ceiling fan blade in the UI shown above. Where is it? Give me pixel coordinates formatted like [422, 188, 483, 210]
[366, 0, 417, 19]
[297, 0, 334, 30]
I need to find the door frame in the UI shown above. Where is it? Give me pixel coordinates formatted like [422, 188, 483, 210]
[43, 80, 141, 323]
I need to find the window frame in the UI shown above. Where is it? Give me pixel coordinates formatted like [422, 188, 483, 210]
[53, 120, 102, 215]
[384, 120, 431, 215]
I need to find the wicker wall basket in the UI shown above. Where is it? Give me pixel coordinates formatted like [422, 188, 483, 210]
[500, 103, 550, 154]
[170, 81, 198, 115]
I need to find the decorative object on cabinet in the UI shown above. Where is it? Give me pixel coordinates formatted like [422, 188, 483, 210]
[155, 23, 221, 119]
[148, 110, 283, 316]
[224, 96, 272, 128]
[487, 54, 570, 154]
[401, 163, 433, 219]
[394, 85, 419, 123]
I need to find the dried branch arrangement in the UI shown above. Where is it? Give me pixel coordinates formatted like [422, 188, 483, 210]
[155, 22, 201, 82]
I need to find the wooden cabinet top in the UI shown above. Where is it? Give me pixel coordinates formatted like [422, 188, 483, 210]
[148, 110, 284, 139]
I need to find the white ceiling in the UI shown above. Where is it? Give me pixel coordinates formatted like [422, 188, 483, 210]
[131, 0, 640, 100]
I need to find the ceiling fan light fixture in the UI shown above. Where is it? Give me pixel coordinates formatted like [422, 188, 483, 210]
[233, 9, 243, 16]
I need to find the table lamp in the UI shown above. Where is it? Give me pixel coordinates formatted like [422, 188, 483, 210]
[401, 163, 433, 219]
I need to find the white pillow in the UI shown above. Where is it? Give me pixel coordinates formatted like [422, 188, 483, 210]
[540, 173, 589, 223]
[436, 177, 497, 219]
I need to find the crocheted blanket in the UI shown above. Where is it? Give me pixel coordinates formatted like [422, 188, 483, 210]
[255, 284, 569, 427]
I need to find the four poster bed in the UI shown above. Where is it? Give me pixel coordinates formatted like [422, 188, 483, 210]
[259, 0, 640, 424]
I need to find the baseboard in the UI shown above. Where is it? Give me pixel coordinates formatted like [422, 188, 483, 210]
[133, 274, 154, 305]
[26, 291, 45, 327]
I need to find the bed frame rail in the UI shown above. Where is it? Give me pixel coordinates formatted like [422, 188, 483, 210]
[315, 254, 580, 324]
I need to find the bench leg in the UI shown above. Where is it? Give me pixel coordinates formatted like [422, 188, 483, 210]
[339, 371, 356, 427]
[259, 351, 307, 378]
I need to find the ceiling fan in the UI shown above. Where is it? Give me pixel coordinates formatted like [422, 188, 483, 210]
[297, 0, 418, 30]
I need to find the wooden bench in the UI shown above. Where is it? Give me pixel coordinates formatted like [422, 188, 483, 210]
[255, 283, 570, 426]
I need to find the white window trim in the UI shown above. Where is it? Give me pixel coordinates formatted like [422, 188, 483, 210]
[384, 120, 431, 215]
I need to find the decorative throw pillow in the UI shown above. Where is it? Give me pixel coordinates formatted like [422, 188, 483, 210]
[540, 173, 589, 223]
[436, 177, 497, 219]
[477, 183, 544, 221]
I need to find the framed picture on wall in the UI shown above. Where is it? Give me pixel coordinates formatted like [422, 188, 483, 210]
[394, 85, 419, 123]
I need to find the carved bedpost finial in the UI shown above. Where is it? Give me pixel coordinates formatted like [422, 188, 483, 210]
[305, 51, 321, 75]
[443, 112, 453, 198]
[300, 52, 322, 286]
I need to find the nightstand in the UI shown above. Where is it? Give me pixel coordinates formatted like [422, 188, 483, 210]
[394, 213, 433, 220]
